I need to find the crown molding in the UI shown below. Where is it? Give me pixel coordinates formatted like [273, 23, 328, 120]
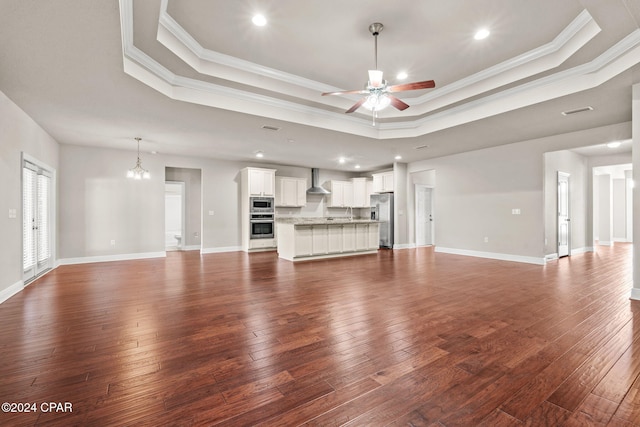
[119, 0, 640, 139]
[157, 1, 600, 116]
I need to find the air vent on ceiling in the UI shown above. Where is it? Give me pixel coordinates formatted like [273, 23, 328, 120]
[261, 125, 280, 131]
[414, 144, 430, 150]
[561, 106, 593, 116]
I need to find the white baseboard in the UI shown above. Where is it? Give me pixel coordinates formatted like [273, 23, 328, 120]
[182, 245, 201, 251]
[630, 288, 640, 301]
[58, 251, 166, 266]
[393, 243, 416, 250]
[598, 241, 613, 246]
[0, 280, 24, 305]
[201, 246, 242, 254]
[435, 247, 546, 265]
[613, 238, 631, 243]
[571, 247, 593, 254]
[545, 253, 558, 261]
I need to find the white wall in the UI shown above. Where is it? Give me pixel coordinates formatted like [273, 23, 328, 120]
[598, 174, 613, 246]
[406, 122, 631, 263]
[0, 91, 59, 298]
[613, 179, 627, 241]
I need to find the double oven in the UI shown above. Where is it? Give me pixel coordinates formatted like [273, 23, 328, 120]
[249, 197, 274, 239]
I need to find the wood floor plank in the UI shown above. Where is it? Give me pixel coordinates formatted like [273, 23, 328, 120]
[0, 244, 637, 425]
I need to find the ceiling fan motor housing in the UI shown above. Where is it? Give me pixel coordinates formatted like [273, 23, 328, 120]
[369, 22, 383, 36]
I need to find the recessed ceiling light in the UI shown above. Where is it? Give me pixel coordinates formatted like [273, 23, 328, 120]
[354, 164, 361, 169]
[607, 141, 622, 148]
[397, 71, 408, 80]
[252, 14, 267, 26]
[474, 28, 490, 40]
[338, 157, 346, 164]
[255, 151, 264, 158]
[394, 155, 402, 160]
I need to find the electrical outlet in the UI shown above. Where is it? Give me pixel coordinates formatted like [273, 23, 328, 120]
[208, 210, 214, 216]
[110, 240, 116, 246]
[512, 208, 521, 215]
[484, 237, 489, 243]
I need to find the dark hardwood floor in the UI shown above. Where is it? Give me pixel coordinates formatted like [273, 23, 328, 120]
[0, 244, 639, 426]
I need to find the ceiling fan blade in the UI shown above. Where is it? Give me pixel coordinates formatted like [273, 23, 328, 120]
[345, 98, 366, 114]
[387, 80, 435, 92]
[322, 89, 368, 96]
[387, 95, 410, 111]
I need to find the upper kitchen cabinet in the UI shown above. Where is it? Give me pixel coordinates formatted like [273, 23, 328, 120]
[245, 167, 276, 196]
[326, 180, 353, 208]
[372, 171, 394, 193]
[275, 176, 307, 207]
[351, 177, 372, 208]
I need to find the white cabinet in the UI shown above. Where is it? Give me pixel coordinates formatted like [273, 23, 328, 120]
[277, 222, 379, 261]
[275, 176, 306, 207]
[248, 168, 275, 196]
[342, 224, 356, 252]
[355, 224, 370, 251]
[312, 225, 328, 255]
[328, 226, 343, 253]
[351, 178, 370, 208]
[327, 180, 353, 208]
[372, 171, 394, 193]
[295, 226, 313, 257]
[249, 238, 276, 250]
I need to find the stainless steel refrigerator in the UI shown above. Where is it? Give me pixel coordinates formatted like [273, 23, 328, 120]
[370, 193, 394, 248]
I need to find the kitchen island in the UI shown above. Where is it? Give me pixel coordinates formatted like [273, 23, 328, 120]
[277, 218, 379, 262]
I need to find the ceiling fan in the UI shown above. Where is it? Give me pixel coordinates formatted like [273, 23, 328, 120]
[322, 22, 435, 122]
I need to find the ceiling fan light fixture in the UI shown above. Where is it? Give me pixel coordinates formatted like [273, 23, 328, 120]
[362, 93, 390, 111]
[368, 70, 384, 88]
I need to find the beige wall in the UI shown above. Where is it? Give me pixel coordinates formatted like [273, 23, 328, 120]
[0, 91, 59, 296]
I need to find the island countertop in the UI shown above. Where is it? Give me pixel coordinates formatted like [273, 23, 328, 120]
[276, 217, 378, 225]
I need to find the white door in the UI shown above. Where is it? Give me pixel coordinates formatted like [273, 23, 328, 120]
[23, 160, 53, 283]
[415, 185, 434, 246]
[558, 172, 570, 257]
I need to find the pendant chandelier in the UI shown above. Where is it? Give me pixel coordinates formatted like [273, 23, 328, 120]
[127, 137, 150, 180]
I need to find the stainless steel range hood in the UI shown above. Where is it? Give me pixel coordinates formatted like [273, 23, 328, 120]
[307, 168, 330, 195]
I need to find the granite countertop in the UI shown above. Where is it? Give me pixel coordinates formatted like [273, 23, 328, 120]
[276, 217, 379, 225]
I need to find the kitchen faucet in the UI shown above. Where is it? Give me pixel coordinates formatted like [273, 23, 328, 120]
[345, 206, 353, 221]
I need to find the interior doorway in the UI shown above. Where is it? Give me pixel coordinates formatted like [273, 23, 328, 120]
[165, 181, 185, 251]
[557, 171, 570, 257]
[415, 185, 434, 246]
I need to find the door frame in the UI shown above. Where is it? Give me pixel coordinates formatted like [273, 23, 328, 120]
[165, 181, 186, 250]
[557, 171, 571, 257]
[415, 184, 434, 246]
[22, 152, 56, 284]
